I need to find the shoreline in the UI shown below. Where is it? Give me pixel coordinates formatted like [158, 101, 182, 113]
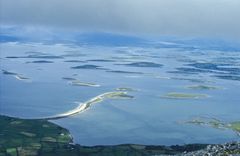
[31, 91, 132, 120]
[1, 115, 239, 156]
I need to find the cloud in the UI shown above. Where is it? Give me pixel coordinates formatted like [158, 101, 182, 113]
[1, 0, 240, 39]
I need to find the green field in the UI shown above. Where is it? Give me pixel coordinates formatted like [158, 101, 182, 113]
[0, 115, 208, 156]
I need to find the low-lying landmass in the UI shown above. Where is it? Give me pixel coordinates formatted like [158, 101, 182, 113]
[171, 77, 210, 83]
[115, 87, 139, 92]
[106, 70, 143, 74]
[186, 117, 240, 136]
[26, 60, 54, 64]
[62, 77, 100, 87]
[161, 92, 208, 99]
[2, 70, 30, 82]
[6, 54, 64, 59]
[70, 80, 101, 87]
[1, 115, 239, 156]
[186, 85, 220, 90]
[64, 60, 87, 63]
[87, 59, 116, 62]
[2, 70, 18, 75]
[71, 65, 107, 70]
[62, 77, 77, 81]
[116, 62, 163, 68]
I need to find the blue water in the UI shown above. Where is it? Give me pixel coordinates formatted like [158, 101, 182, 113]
[0, 42, 240, 146]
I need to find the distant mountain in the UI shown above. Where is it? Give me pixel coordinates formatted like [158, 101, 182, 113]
[74, 32, 147, 46]
[1, 26, 240, 51]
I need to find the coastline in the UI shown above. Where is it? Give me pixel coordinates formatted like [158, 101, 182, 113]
[1, 115, 239, 156]
[32, 91, 133, 120]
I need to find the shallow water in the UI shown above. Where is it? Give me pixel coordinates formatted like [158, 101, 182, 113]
[0, 42, 240, 146]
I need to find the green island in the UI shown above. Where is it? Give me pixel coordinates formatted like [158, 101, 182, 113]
[186, 117, 240, 135]
[161, 92, 208, 99]
[115, 87, 138, 92]
[186, 85, 219, 90]
[62, 77, 101, 87]
[70, 80, 101, 87]
[2, 70, 30, 82]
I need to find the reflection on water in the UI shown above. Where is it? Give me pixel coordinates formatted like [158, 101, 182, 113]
[0, 42, 240, 146]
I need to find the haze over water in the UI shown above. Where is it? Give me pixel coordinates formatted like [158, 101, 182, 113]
[1, 0, 240, 147]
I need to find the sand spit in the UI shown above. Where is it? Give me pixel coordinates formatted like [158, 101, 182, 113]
[38, 92, 133, 120]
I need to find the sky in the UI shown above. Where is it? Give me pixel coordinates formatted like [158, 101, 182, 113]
[1, 0, 240, 40]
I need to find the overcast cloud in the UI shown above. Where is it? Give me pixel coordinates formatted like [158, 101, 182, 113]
[1, 0, 240, 39]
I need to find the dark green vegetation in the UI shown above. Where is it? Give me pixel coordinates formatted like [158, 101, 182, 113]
[230, 122, 240, 134]
[0, 115, 209, 156]
[117, 62, 163, 68]
[0, 115, 72, 156]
